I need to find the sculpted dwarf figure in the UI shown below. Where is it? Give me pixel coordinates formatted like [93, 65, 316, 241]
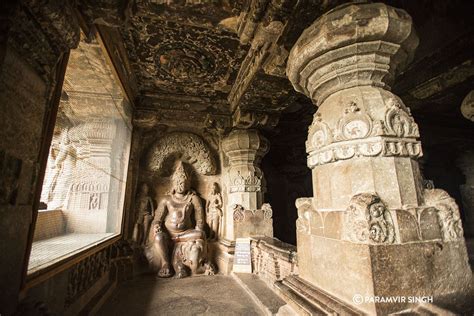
[148, 161, 214, 278]
[132, 183, 154, 246]
[206, 182, 223, 240]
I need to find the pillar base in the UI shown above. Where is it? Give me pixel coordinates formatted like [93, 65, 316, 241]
[296, 199, 472, 315]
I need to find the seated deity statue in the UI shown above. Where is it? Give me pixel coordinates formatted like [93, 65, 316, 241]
[132, 183, 154, 247]
[146, 161, 215, 278]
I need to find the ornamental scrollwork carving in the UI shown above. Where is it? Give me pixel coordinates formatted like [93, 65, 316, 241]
[307, 113, 332, 152]
[261, 203, 273, 220]
[424, 188, 464, 242]
[305, 100, 422, 167]
[335, 102, 374, 141]
[147, 132, 217, 175]
[229, 171, 262, 193]
[233, 204, 245, 222]
[307, 139, 421, 167]
[343, 193, 395, 244]
[384, 98, 419, 138]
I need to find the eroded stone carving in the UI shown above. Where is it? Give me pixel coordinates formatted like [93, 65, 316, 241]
[231, 203, 273, 238]
[146, 161, 215, 278]
[424, 188, 464, 242]
[233, 204, 246, 223]
[229, 171, 262, 193]
[384, 98, 419, 138]
[343, 193, 395, 244]
[132, 183, 155, 247]
[295, 198, 312, 235]
[335, 102, 374, 141]
[206, 182, 223, 240]
[147, 132, 217, 176]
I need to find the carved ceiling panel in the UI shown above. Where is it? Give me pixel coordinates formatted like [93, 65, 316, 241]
[121, 1, 247, 106]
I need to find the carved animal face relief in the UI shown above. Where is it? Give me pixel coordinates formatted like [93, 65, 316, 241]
[343, 193, 396, 244]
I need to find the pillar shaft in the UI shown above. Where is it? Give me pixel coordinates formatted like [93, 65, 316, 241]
[287, 3, 471, 314]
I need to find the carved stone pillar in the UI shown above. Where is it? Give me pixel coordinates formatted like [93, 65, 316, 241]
[457, 150, 474, 237]
[287, 3, 471, 314]
[221, 128, 271, 240]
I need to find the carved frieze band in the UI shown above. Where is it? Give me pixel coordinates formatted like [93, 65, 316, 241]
[306, 99, 421, 167]
[229, 171, 262, 193]
[233, 203, 272, 222]
[296, 191, 464, 244]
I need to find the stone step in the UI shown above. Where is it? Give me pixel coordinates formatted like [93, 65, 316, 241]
[232, 272, 294, 315]
[274, 276, 363, 316]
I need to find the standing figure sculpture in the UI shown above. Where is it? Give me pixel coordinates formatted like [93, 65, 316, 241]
[206, 182, 222, 240]
[147, 161, 214, 278]
[132, 183, 154, 246]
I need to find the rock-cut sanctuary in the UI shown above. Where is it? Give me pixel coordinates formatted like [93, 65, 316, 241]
[1, 1, 474, 315]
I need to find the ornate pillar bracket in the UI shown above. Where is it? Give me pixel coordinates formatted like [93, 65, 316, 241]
[221, 128, 272, 240]
[286, 3, 471, 314]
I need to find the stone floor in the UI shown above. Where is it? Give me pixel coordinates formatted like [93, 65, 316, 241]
[28, 233, 115, 272]
[98, 275, 265, 316]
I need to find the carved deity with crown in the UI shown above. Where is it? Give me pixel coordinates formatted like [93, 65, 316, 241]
[146, 161, 215, 278]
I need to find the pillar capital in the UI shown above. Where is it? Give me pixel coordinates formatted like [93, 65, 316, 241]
[287, 2, 418, 105]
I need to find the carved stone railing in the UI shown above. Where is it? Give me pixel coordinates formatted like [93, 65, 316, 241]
[249, 237, 297, 284]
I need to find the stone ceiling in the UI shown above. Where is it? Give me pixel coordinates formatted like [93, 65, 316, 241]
[76, 0, 474, 141]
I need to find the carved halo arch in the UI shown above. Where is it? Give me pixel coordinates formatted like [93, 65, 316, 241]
[147, 132, 217, 176]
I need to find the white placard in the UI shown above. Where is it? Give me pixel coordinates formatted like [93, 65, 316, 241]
[233, 237, 252, 273]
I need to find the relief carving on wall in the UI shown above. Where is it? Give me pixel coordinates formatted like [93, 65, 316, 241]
[424, 188, 464, 242]
[206, 182, 223, 240]
[343, 193, 396, 244]
[306, 100, 422, 167]
[132, 183, 155, 247]
[147, 132, 217, 176]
